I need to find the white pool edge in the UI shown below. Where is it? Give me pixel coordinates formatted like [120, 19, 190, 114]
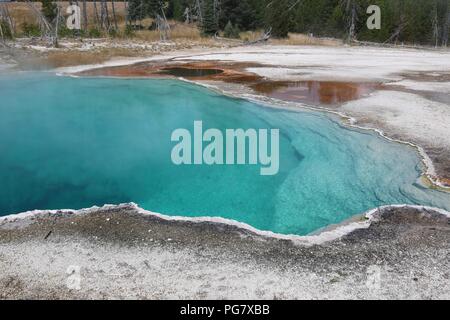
[1, 203, 449, 247]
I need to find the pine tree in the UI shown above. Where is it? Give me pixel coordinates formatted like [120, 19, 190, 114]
[218, 0, 259, 30]
[166, 0, 182, 19]
[147, 0, 163, 18]
[201, 0, 218, 35]
[127, 0, 145, 24]
[224, 20, 240, 38]
[41, 0, 57, 23]
[266, 0, 291, 38]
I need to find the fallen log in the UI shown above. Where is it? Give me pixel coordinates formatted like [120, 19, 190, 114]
[244, 28, 272, 45]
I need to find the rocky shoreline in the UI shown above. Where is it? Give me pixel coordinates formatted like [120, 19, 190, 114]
[0, 204, 449, 299]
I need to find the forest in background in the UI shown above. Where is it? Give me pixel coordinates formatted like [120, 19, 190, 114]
[1, 0, 449, 47]
[164, 0, 449, 45]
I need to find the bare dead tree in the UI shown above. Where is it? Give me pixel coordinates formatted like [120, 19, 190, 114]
[333, 0, 360, 42]
[156, 15, 169, 40]
[341, 0, 357, 42]
[111, 0, 118, 31]
[0, 15, 4, 45]
[82, 0, 88, 31]
[100, 0, 111, 31]
[442, 0, 449, 47]
[23, 0, 64, 47]
[245, 27, 272, 45]
[0, 6, 7, 43]
[125, 0, 129, 26]
[93, 0, 100, 28]
[25, 0, 53, 39]
[53, 4, 61, 47]
[151, 4, 170, 41]
[183, 7, 190, 23]
[432, 1, 439, 47]
[0, 3, 15, 37]
[0, 6, 12, 47]
[195, 0, 203, 24]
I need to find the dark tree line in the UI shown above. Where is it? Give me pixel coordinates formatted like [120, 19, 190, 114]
[126, 0, 449, 45]
[7, 0, 450, 46]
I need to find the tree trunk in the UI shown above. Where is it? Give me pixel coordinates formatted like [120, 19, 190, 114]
[100, 0, 110, 31]
[125, 1, 129, 26]
[82, 0, 88, 31]
[349, 2, 356, 41]
[196, 0, 203, 24]
[157, 7, 170, 41]
[433, 3, 439, 48]
[0, 5, 6, 43]
[105, 1, 111, 31]
[93, 0, 100, 28]
[25, 0, 52, 37]
[0, 18, 4, 43]
[54, 4, 60, 47]
[111, 0, 118, 30]
[341, 0, 356, 42]
[2, 3, 15, 37]
[140, 0, 144, 25]
[442, 0, 449, 47]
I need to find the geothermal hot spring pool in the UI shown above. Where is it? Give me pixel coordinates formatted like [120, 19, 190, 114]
[1, 73, 450, 235]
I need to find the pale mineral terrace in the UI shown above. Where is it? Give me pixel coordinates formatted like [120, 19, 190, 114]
[0, 204, 449, 299]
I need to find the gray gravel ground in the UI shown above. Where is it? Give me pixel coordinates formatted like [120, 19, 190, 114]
[0, 204, 449, 299]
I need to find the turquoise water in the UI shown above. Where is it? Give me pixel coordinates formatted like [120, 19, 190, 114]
[0, 73, 449, 235]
